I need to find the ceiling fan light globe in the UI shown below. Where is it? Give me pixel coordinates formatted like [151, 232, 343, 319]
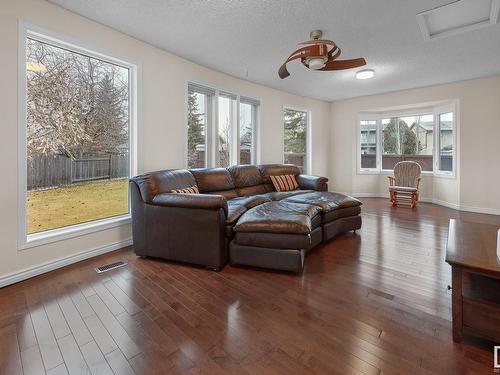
[308, 57, 326, 70]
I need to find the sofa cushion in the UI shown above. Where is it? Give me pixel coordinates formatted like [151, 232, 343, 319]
[270, 174, 299, 192]
[228, 165, 268, 196]
[258, 164, 301, 184]
[256, 190, 311, 201]
[228, 195, 271, 209]
[170, 185, 199, 194]
[190, 168, 237, 198]
[388, 186, 418, 192]
[284, 191, 362, 212]
[228, 165, 263, 187]
[226, 201, 247, 225]
[235, 184, 268, 196]
[206, 190, 239, 200]
[234, 201, 322, 235]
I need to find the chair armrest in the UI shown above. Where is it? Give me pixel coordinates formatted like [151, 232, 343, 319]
[296, 174, 328, 191]
[152, 193, 228, 216]
[416, 177, 421, 189]
[388, 176, 395, 186]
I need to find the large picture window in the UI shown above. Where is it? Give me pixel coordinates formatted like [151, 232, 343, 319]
[22, 31, 135, 243]
[284, 108, 309, 173]
[382, 114, 434, 171]
[187, 83, 259, 168]
[358, 105, 456, 176]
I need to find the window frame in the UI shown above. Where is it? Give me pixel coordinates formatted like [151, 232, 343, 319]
[18, 22, 138, 250]
[239, 98, 259, 165]
[282, 106, 312, 174]
[357, 115, 380, 173]
[356, 103, 457, 178]
[434, 104, 457, 177]
[185, 81, 260, 168]
[186, 85, 214, 169]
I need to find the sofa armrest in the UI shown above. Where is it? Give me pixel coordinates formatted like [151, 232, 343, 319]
[152, 193, 228, 216]
[297, 174, 328, 191]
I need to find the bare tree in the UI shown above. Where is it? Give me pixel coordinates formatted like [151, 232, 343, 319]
[26, 38, 129, 159]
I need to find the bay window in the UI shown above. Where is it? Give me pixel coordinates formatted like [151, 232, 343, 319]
[358, 105, 456, 176]
[187, 83, 259, 168]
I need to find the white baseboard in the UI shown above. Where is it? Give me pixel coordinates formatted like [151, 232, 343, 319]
[352, 193, 498, 214]
[0, 238, 132, 288]
[459, 205, 500, 216]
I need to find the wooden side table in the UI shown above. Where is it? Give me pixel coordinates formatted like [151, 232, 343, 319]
[445, 219, 500, 343]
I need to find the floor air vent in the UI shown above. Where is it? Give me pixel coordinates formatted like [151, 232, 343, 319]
[95, 261, 127, 274]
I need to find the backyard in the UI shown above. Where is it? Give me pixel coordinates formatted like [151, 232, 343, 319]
[27, 178, 128, 234]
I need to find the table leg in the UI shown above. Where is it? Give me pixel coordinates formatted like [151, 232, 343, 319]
[451, 266, 463, 342]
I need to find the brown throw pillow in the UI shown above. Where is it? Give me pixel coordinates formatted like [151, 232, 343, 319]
[170, 185, 199, 194]
[270, 175, 299, 192]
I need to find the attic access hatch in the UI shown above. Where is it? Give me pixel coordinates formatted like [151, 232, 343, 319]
[417, 0, 500, 40]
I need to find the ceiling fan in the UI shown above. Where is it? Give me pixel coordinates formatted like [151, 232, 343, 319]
[278, 30, 367, 79]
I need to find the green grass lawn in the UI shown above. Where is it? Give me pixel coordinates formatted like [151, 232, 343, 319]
[27, 178, 129, 234]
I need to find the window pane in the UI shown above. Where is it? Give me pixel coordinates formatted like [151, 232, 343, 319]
[239, 102, 254, 164]
[218, 95, 233, 167]
[187, 90, 207, 168]
[382, 115, 433, 171]
[284, 108, 307, 172]
[439, 112, 453, 172]
[26, 38, 130, 234]
[360, 120, 377, 169]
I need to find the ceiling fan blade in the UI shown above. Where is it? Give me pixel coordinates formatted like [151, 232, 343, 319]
[321, 57, 367, 71]
[299, 39, 336, 47]
[278, 46, 315, 79]
[278, 62, 290, 79]
[328, 46, 342, 61]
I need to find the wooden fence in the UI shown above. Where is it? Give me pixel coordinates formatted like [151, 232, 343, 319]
[27, 154, 129, 191]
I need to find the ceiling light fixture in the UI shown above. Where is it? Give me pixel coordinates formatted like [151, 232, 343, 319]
[355, 69, 375, 80]
[306, 56, 327, 70]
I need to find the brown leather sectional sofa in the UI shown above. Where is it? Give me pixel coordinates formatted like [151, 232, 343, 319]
[130, 164, 362, 273]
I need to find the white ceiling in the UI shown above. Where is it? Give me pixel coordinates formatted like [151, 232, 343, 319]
[47, 0, 500, 101]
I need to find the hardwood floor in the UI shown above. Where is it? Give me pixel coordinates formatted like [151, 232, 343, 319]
[1, 198, 499, 375]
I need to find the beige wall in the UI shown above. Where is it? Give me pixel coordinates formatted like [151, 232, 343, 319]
[2, 0, 499, 284]
[329, 75, 500, 212]
[0, 0, 331, 281]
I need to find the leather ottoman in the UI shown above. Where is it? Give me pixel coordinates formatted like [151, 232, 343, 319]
[283, 191, 362, 242]
[229, 201, 323, 273]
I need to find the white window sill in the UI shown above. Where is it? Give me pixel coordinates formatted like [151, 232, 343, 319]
[19, 214, 131, 251]
[357, 169, 455, 179]
[357, 169, 380, 175]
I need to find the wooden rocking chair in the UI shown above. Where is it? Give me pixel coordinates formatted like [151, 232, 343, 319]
[388, 161, 421, 208]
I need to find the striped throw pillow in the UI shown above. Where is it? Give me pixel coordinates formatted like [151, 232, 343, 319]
[170, 185, 199, 194]
[270, 175, 299, 192]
